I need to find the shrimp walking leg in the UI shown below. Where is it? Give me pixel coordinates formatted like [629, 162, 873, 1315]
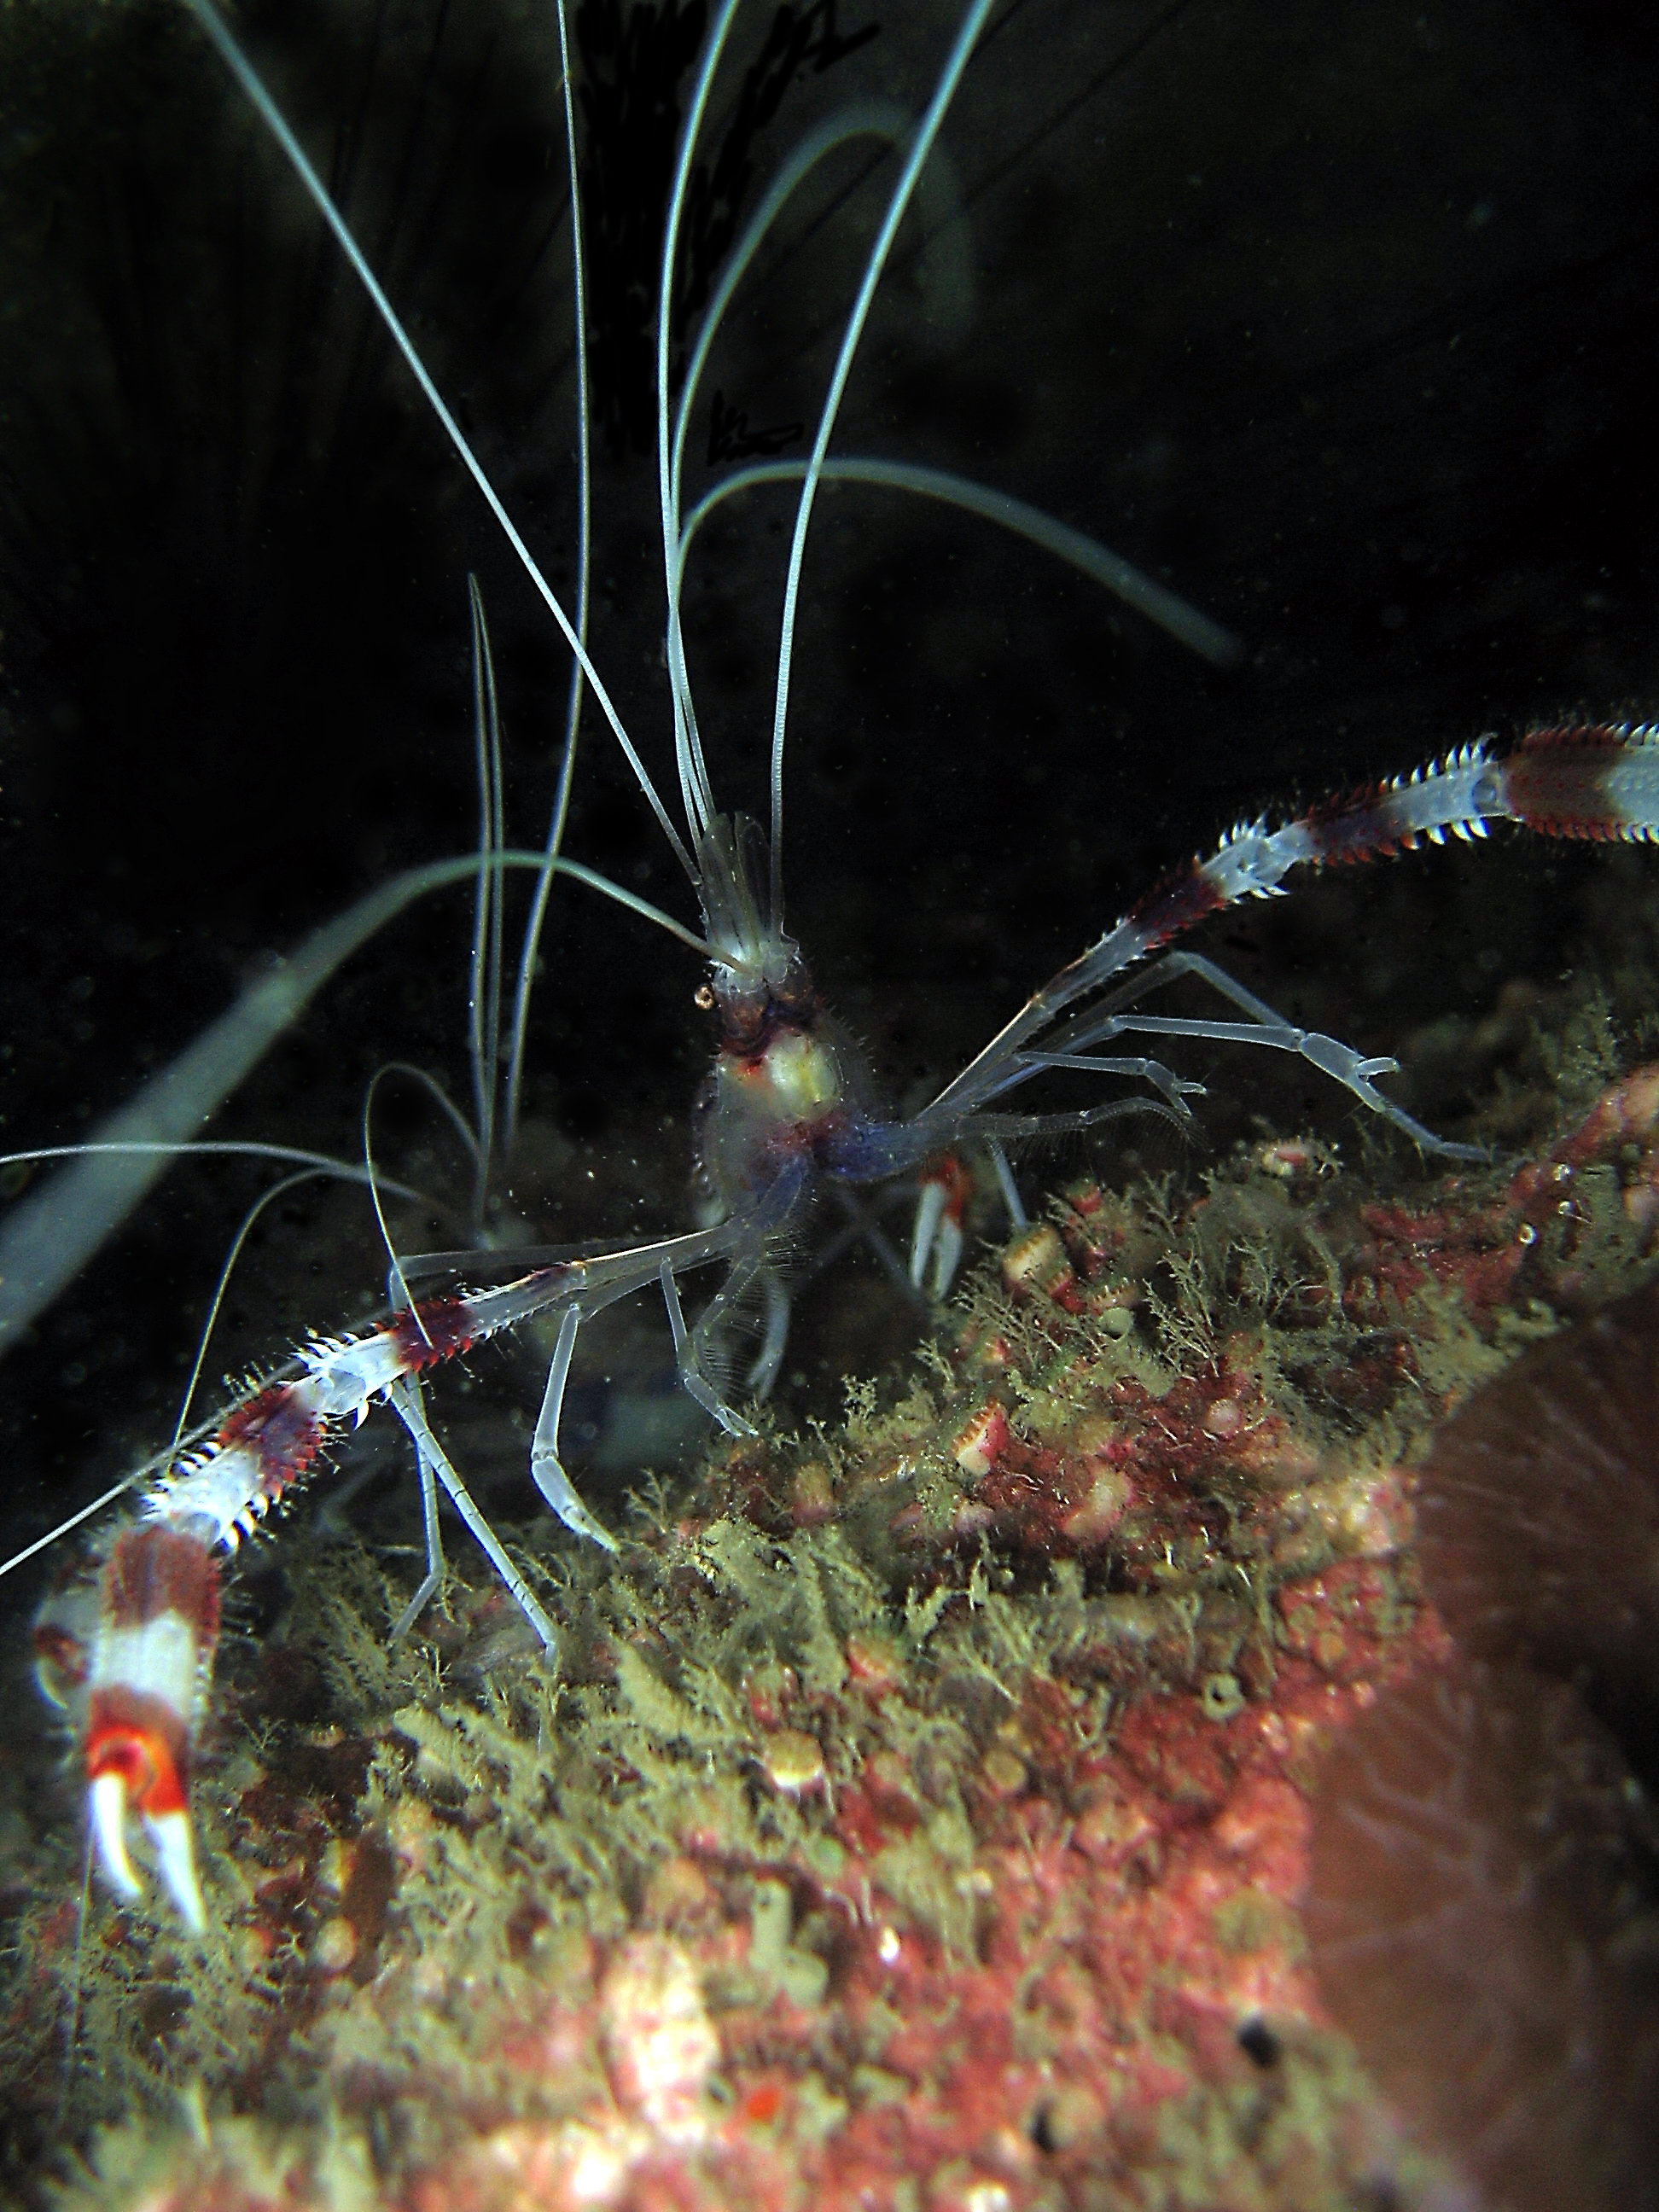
[660, 1262, 761, 1441]
[389, 1374, 559, 1649]
[388, 1398, 449, 1644]
[530, 1309, 620, 1553]
[1004, 952, 1484, 1157]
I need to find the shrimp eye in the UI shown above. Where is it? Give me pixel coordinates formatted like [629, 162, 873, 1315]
[709, 977, 771, 1049]
[695, 983, 716, 1013]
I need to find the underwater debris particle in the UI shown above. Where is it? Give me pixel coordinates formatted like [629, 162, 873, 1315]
[600, 1934, 719, 2144]
[757, 1726, 826, 1796]
[951, 1400, 1010, 1479]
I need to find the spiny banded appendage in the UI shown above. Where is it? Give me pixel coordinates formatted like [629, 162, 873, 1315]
[1500, 721, 1659, 841]
[140, 1278, 562, 1548]
[78, 1265, 574, 1924]
[1127, 725, 1659, 953]
[84, 1522, 224, 1930]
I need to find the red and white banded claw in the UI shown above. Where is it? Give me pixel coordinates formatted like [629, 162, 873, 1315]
[83, 1522, 220, 1932]
[910, 1155, 969, 1299]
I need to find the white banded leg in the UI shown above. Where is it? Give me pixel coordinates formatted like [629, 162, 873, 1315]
[987, 1138, 1027, 1234]
[909, 1173, 954, 1294]
[911, 1099, 1184, 1297]
[529, 1306, 620, 1552]
[748, 1267, 791, 1400]
[389, 1409, 449, 1644]
[660, 1258, 758, 1438]
[388, 1373, 557, 1650]
[981, 1050, 1206, 1121]
[1024, 1030, 1474, 1157]
[1026, 952, 1487, 1161]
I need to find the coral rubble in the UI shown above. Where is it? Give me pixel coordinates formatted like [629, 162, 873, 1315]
[8, 1061, 1659, 2211]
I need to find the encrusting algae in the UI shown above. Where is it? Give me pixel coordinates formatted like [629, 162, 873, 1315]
[6, 1037, 1659, 2212]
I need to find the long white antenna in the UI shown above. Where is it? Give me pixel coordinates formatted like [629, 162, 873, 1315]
[669, 102, 919, 542]
[767, 0, 997, 928]
[655, 0, 747, 848]
[684, 457, 1241, 666]
[504, 0, 597, 1155]
[179, 0, 696, 881]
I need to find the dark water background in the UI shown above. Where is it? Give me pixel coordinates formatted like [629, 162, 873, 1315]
[3, 0, 1658, 1568]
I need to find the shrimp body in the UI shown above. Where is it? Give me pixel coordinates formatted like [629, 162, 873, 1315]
[694, 831, 911, 1208]
[699, 968, 870, 1202]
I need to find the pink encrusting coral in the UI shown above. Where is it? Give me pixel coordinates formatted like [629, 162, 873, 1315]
[10, 1062, 1659, 2210]
[38, 1563, 1440, 2212]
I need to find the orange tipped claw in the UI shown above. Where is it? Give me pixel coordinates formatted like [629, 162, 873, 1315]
[85, 1722, 206, 1933]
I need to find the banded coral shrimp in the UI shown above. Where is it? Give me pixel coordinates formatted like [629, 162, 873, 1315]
[6, 0, 1659, 2176]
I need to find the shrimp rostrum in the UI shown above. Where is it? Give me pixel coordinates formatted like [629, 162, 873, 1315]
[20, 0, 1659, 1934]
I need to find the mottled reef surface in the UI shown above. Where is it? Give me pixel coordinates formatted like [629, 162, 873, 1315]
[4, 1018, 1659, 2212]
